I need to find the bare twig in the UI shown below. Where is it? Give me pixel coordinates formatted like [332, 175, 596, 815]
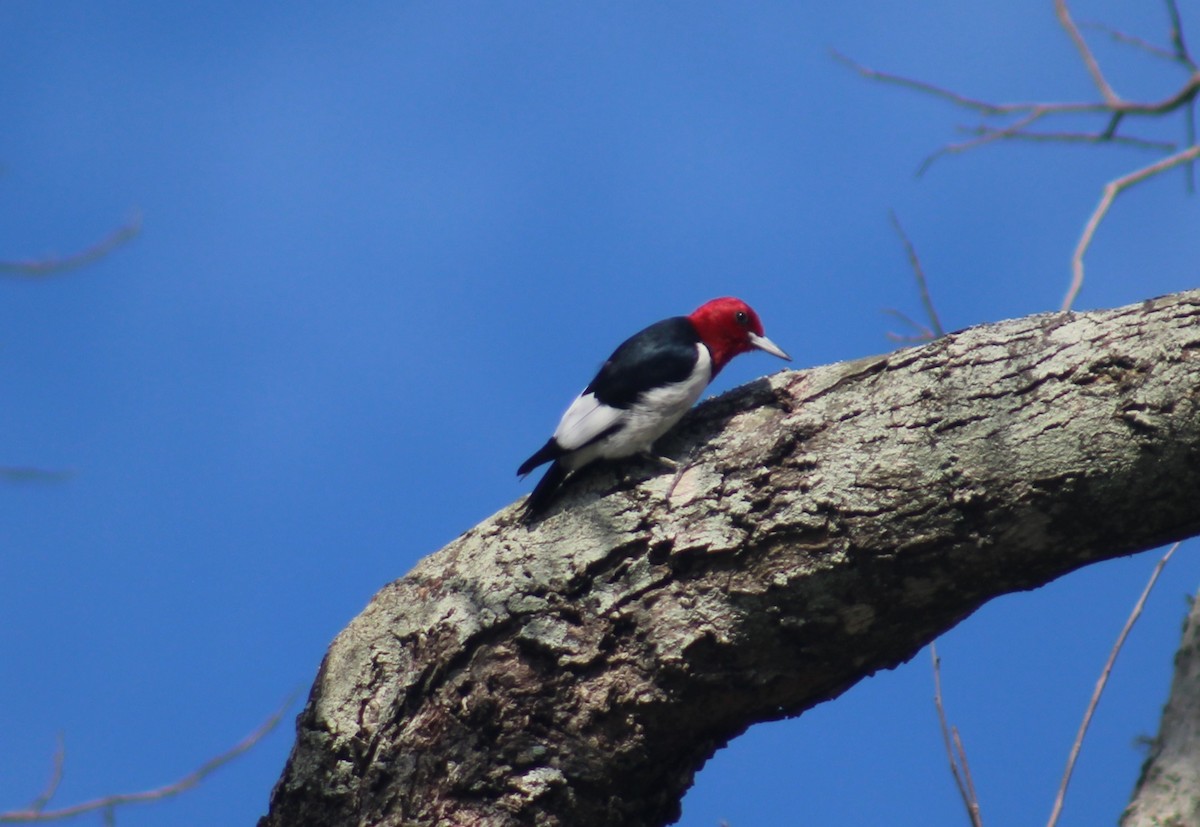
[1178, 0, 1200, 195]
[956, 124, 1175, 152]
[841, 8, 1200, 311]
[0, 695, 294, 824]
[1044, 543, 1180, 827]
[1186, 100, 1197, 192]
[1173, 0, 1200, 189]
[1081, 21, 1178, 64]
[951, 728, 982, 822]
[887, 211, 944, 337]
[0, 467, 75, 484]
[931, 643, 984, 827]
[1063, 143, 1200, 310]
[1166, 0, 1195, 68]
[26, 735, 64, 814]
[830, 50, 1097, 117]
[1055, 0, 1121, 105]
[0, 213, 141, 279]
[835, 46, 1200, 180]
[1099, 0, 1199, 189]
[882, 308, 934, 343]
[918, 111, 1048, 175]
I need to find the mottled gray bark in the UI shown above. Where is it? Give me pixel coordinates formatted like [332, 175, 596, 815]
[1122, 589, 1200, 827]
[261, 290, 1200, 827]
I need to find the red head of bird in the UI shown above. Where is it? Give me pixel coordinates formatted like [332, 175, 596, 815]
[686, 296, 791, 376]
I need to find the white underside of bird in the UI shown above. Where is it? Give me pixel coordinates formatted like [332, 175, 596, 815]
[554, 343, 713, 471]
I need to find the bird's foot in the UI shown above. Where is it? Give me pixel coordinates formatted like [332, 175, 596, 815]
[639, 451, 679, 471]
[661, 447, 700, 508]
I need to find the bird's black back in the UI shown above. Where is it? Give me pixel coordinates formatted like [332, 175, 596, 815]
[584, 316, 701, 409]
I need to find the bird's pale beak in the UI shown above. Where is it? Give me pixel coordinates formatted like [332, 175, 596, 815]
[748, 331, 791, 361]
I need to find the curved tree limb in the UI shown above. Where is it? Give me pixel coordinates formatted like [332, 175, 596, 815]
[262, 290, 1200, 827]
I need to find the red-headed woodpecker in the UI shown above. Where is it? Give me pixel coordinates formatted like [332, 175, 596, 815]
[518, 297, 790, 518]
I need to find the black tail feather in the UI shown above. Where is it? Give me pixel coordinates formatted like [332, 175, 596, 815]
[517, 439, 562, 477]
[522, 461, 568, 522]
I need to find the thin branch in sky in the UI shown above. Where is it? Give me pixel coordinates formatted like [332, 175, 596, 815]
[931, 643, 985, 827]
[0, 694, 295, 824]
[1175, 0, 1200, 194]
[1079, 2, 1200, 192]
[0, 212, 141, 279]
[882, 309, 934, 343]
[838, 7, 1200, 311]
[952, 728, 982, 825]
[1064, 143, 1200, 311]
[1055, 0, 1120, 105]
[1045, 542, 1180, 827]
[888, 211, 944, 338]
[956, 124, 1175, 152]
[25, 734, 64, 815]
[0, 467, 76, 484]
[1165, 0, 1195, 68]
[830, 49, 1113, 118]
[1081, 21, 1179, 65]
[917, 111, 1047, 176]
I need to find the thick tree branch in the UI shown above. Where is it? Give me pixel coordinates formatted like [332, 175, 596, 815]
[262, 290, 1200, 827]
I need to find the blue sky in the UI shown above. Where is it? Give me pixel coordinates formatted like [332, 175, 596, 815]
[1, 2, 1198, 825]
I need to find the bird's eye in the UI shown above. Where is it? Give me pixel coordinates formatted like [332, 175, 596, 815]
[735, 311, 749, 326]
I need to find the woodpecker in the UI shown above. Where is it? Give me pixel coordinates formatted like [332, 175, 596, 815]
[517, 297, 790, 519]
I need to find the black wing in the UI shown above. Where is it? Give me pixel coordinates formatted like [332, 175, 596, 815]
[584, 316, 701, 409]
